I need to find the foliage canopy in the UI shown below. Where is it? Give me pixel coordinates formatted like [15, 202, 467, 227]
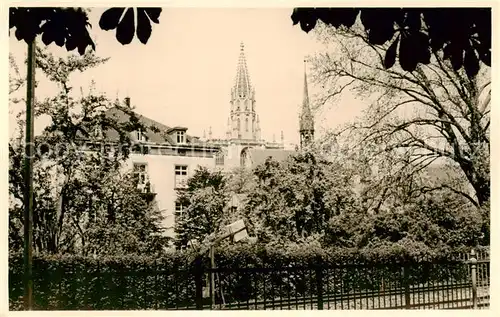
[292, 8, 491, 77]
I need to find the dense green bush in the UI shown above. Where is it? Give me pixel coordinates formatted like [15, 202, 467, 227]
[9, 244, 489, 310]
[9, 251, 197, 310]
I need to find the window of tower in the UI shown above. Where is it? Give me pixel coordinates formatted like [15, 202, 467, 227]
[245, 118, 249, 132]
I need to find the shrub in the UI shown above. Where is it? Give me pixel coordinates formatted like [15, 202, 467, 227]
[9, 244, 488, 310]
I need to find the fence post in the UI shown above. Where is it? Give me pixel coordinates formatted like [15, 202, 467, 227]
[194, 256, 204, 310]
[470, 249, 477, 309]
[316, 261, 324, 310]
[403, 264, 411, 309]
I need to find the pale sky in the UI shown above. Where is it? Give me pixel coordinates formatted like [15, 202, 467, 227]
[9, 7, 367, 145]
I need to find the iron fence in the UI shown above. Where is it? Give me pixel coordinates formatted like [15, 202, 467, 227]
[9, 249, 489, 310]
[195, 250, 489, 310]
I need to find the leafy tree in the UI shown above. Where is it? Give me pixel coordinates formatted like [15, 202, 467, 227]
[243, 152, 359, 243]
[324, 188, 485, 251]
[9, 48, 167, 255]
[174, 167, 227, 248]
[292, 8, 491, 77]
[9, 7, 162, 53]
[9, 53, 25, 95]
[310, 22, 490, 208]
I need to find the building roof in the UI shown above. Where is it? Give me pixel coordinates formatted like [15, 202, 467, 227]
[86, 106, 204, 146]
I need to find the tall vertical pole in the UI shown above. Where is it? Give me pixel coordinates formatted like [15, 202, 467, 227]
[23, 38, 36, 310]
[403, 265, 411, 309]
[210, 245, 215, 309]
[470, 249, 478, 309]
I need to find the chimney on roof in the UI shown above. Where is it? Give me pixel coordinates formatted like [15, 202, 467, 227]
[124, 97, 131, 108]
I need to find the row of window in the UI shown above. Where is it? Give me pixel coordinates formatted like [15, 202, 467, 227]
[133, 162, 188, 221]
[133, 163, 189, 189]
[93, 127, 187, 145]
[135, 129, 186, 144]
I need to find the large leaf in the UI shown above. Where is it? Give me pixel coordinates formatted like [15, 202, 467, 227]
[99, 7, 125, 31]
[384, 36, 399, 69]
[100, 7, 162, 45]
[116, 8, 135, 45]
[291, 7, 491, 77]
[10, 7, 162, 54]
[10, 7, 96, 55]
[463, 47, 480, 78]
[136, 9, 152, 44]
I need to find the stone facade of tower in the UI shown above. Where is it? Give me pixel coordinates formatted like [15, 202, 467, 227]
[299, 61, 314, 149]
[227, 43, 262, 141]
[207, 42, 289, 171]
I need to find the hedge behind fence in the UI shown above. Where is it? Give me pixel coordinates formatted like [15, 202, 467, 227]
[9, 244, 489, 310]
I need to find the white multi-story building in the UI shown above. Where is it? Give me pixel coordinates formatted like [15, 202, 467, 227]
[92, 102, 220, 237]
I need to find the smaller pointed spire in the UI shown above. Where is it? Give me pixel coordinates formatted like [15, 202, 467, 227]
[300, 59, 314, 131]
[208, 126, 213, 140]
[302, 59, 310, 111]
[113, 90, 120, 107]
[203, 129, 206, 139]
[281, 131, 284, 143]
[300, 59, 314, 149]
[273, 134, 276, 143]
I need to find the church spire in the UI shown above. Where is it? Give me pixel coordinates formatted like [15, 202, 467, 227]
[300, 59, 314, 149]
[227, 42, 259, 141]
[233, 42, 253, 99]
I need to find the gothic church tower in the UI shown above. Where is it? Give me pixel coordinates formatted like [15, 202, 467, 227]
[226, 42, 261, 141]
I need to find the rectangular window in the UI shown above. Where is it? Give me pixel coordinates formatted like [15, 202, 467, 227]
[174, 165, 188, 188]
[177, 131, 185, 144]
[133, 163, 148, 186]
[216, 152, 224, 166]
[175, 202, 185, 217]
[136, 129, 147, 142]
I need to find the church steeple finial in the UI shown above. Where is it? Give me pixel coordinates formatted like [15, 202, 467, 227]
[233, 42, 252, 99]
[300, 58, 314, 149]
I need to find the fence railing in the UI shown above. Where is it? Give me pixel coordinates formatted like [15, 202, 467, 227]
[9, 249, 489, 310]
[196, 250, 490, 310]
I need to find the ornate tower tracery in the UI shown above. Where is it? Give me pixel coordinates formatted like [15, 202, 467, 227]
[226, 42, 261, 141]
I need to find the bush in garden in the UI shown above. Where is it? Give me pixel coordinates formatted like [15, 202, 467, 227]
[9, 242, 488, 310]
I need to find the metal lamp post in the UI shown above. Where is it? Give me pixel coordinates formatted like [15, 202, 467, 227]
[23, 37, 36, 311]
